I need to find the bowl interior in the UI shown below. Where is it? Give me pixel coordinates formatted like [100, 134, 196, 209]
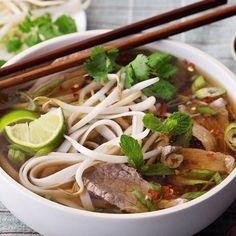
[2, 30, 236, 219]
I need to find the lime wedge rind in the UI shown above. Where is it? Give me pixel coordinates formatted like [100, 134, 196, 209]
[5, 108, 65, 151]
[0, 109, 39, 132]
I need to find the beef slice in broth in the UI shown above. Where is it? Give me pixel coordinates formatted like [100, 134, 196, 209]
[83, 163, 150, 213]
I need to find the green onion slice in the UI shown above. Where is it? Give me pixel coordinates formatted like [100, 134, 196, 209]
[195, 87, 226, 99]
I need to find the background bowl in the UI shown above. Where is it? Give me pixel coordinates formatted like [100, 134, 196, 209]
[1, 30, 236, 236]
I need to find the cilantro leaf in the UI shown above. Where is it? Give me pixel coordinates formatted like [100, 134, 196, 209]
[124, 54, 149, 88]
[55, 15, 77, 34]
[143, 79, 177, 101]
[18, 15, 32, 33]
[7, 37, 22, 53]
[148, 52, 178, 79]
[142, 113, 162, 132]
[84, 46, 119, 82]
[25, 33, 41, 47]
[120, 134, 144, 171]
[32, 13, 52, 27]
[38, 24, 61, 40]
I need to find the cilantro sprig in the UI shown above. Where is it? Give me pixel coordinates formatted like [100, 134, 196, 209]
[143, 112, 193, 146]
[124, 52, 178, 100]
[84, 46, 178, 100]
[84, 46, 120, 82]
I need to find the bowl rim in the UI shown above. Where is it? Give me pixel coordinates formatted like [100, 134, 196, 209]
[1, 29, 236, 220]
[231, 32, 236, 62]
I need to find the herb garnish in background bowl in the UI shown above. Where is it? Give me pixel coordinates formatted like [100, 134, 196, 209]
[0, 13, 77, 66]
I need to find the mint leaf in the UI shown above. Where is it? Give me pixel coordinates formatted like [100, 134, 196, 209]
[55, 15, 77, 34]
[142, 113, 162, 132]
[84, 46, 119, 82]
[143, 112, 192, 146]
[143, 79, 177, 101]
[148, 52, 178, 79]
[120, 134, 144, 171]
[7, 37, 22, 52]
[124, 54, 149, 88]
[142, 163, 175, 176]
[162, 112, 192, 136]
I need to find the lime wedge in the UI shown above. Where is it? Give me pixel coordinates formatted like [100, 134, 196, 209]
[5, 108, 66, 151]
[0, 109, 39, 132]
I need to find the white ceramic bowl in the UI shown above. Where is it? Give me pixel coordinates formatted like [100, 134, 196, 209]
[231, 33, 236, 62]
[1, 30, 236, 236]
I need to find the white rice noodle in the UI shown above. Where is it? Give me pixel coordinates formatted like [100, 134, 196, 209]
[123, 77, 159, 96]
[79, 189, 94, 211]
[70, 87, 120, 133]
[79, 119, 123, 145]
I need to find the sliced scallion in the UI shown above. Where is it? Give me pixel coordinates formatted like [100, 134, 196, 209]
[195, 87, 226, 99]
[196, 106, 218, 116]
[191, 75, 206, 92]
[224, 122, 236, 151]
[182, 191, 207, 199]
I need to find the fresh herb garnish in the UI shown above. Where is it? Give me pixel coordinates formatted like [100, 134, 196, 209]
[7, 37, 22, 53]
[142, 163, 175, 176]
[182, 191, 207, 200]
[120, 134, 144, 171]
[120, 134, 175, 175]
[148, 52, 178, 79]
[143, 112, 192, 145]
[125, 54, 149, 88]
[55, 15, 77, 34]
[133, 189, 157, 211]
[4, 13, 77, 53]
[143, 79, 177, 101]
[84, 46, 120, 82]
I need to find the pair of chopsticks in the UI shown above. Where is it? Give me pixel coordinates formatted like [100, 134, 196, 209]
[0, 0, 235, 89]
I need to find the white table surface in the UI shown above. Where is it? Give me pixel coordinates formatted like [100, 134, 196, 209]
[1, 0, 236, 235]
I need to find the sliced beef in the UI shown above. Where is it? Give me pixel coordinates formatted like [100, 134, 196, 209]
[83, 163, 150, 213]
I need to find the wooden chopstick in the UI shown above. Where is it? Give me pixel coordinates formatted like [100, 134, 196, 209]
[0, 0, 227, 78]
[1, 4, 235, 89]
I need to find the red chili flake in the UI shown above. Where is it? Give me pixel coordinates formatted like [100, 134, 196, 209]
[149, 191, 158, 201]
[175, 170, 180, 175]
[206, 152, 214, 158]
[162, 186, 172, 199]
[128, 108, 132, 112]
